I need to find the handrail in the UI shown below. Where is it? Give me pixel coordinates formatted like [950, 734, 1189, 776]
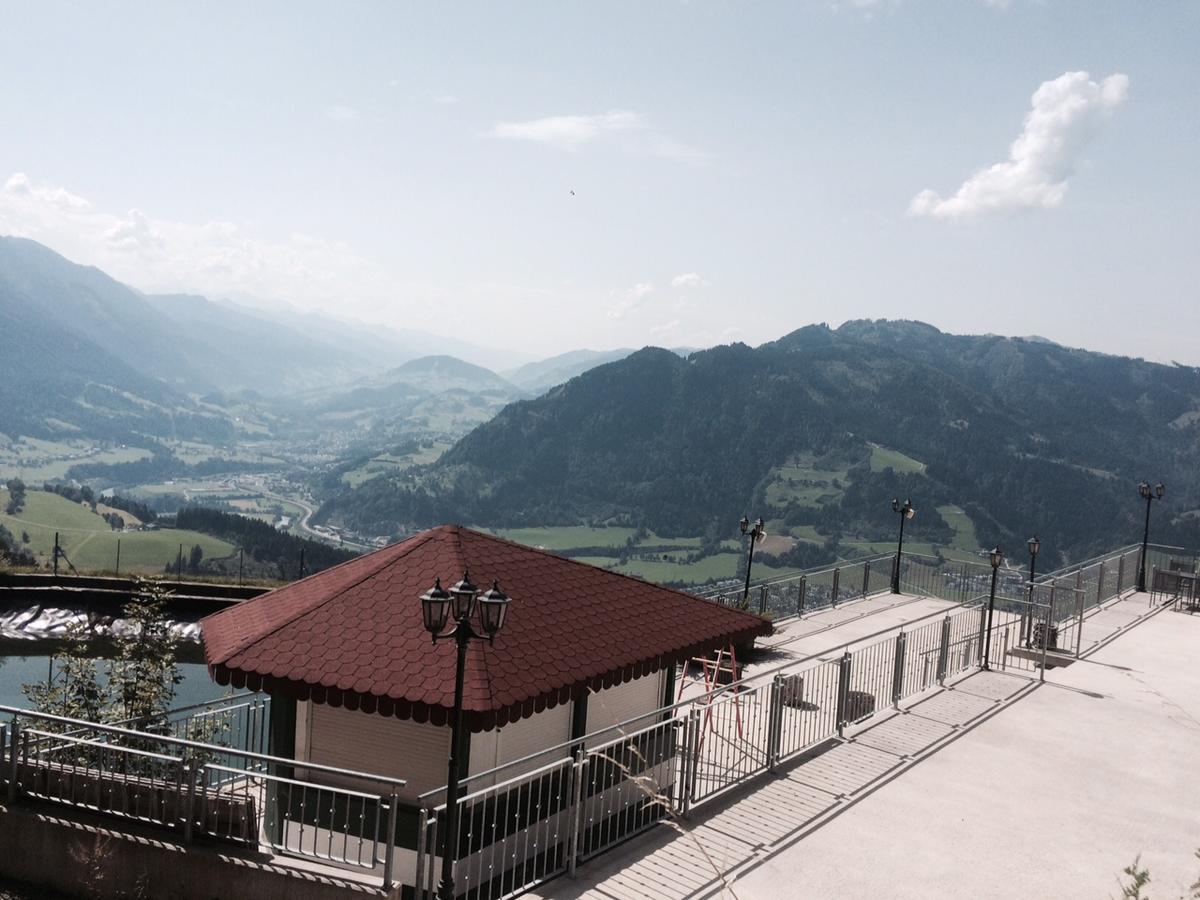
[694, 551, 895, 598]
[421, 591, 981, 802]
[0, 705, 406, 789]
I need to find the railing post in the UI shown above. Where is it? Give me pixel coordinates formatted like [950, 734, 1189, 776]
[7, 720, 18, 803]
[797, 576, 807, 617]
[567, 756, 587, 876]
[382, 791, 399, 889]
[415, 807, 429, 900]
[831, 567, 840, 606]
[1096, 562, 1106, 607]
[976, 602, 988, 668]
[835, 651, 851, 737]
[767, 675, 784, 773]
[1038, 599, 1050, 682]
[1074, 587, 1085, 658]
[758, 584, 768, 616]
[1117, 554, 1126, 595]
[682, 707, 700, 818]
[936, 615, 950, 684]
[891, 631, 907, 707]
[181, 761, 196, 843]
[862, 562, 871, 596]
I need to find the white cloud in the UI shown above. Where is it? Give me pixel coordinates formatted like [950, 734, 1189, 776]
[909, 71, 1129, 220]
[324, 104, 360, 121]
[607, 282, 654, 319]
[489, 110, 708, 163]
[433, 93, 460, 105]
[0, 172, 392, 315]
[671, 272, 709, 289]
[490, 110, 644, 149]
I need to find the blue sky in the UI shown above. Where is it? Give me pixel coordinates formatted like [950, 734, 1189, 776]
[1, 1, 1197, 363]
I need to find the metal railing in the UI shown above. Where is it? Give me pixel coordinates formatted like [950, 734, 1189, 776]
[0, 705, 405, 889]
[413, 600, 995, 899]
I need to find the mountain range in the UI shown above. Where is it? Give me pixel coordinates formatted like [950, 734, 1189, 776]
[0, 237, 600, 445]
[315, 321, 1200, 565]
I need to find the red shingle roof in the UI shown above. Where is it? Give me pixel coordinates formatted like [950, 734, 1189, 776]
[201, 525, 771, 731]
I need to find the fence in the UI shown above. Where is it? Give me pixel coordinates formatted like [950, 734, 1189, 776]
[0, 703, 406, 890]
[413, 601, 990, 899]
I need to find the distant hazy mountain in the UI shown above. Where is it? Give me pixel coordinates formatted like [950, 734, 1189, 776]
[505, 349, 635, 394]
[0, 237, 519, 444]
[145, 293, 394, 394]
[382, 355, 522, 395]
[317, 320, 1200, 563]
[505, 346, 697, 395]
[0, 237, 232, 441]
[283, 355, 526, 443]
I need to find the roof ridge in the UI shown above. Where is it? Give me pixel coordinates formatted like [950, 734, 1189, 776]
[457, 525, 766, 622]
[209, 529, 452, 663]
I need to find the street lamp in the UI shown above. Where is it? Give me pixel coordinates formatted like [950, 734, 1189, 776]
[1136, 481, 1166, 593]
[890, 498, 915, 594]
[421, 572, 511, 900]
[982, 546, 1003, 670]
[739, 516, 766, 608]
[1023, 536, 1041, 647]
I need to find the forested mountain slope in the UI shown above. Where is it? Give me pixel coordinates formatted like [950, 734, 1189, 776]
[315, 321, 1200, 564]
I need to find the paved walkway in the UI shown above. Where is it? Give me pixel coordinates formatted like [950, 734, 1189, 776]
[531, 593, 1199, 899]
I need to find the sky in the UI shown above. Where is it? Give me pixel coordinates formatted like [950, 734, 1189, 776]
[1, 1, 1198, 364]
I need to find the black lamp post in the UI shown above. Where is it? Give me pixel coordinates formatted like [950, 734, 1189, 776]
[1136, 481, 1166, 593]
[1023, 536, 1040, 647]
[738, 516, 766, 608]
[982, 546, 1003, 670]
[421, 572, 511, 900]
[890, 498, 915, 594]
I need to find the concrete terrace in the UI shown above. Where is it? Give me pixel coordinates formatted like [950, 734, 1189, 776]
[531, 592, 1199, 900]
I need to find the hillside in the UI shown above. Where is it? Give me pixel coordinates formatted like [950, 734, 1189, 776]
[505, 348, 635, 395]
[315, 322, 1200, 566]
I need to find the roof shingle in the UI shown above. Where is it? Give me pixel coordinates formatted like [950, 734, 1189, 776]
[201, 525, 771, 731]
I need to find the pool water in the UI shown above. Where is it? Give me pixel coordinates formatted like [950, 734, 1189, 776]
[0, 639, 228, 713]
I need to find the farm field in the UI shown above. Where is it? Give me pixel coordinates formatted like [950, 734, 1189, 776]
[937, 504, 980, 555]
[763, 453, 849, 508]
[868, 443, 926, 474]
[341, 442, 452, 488]
[489, 526, 638, 550]
[549, 550, 803, 587]
[0, 489, 235, 574]
[0, 437, 151, 481]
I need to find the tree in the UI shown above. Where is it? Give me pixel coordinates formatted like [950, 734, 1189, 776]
[188, 543, 204, 574]
[21, 622, 106, 723]
[23, 578, 182, 728]
[108, 579, 183, 725]
[5, 477, 26, 515]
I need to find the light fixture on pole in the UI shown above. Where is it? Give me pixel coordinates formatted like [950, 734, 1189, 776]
[890, 498, 915, 594]
[739, 516, 766, 609]
[1023, 536, 1041, 647]
[1135, 481, 1166, 593]
[420, 571, 511, 900]
[982, 546, 1003, 670]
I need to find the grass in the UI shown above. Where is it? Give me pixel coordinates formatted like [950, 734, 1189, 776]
[0, 489, 235, 574]
[0, 438, 151, 481]
[937, 504, 980, 554]
[341, 443, 452, 487]
[490, 526, 638, 550]
[763, 453, 849, 508]
[868, 443, 926, 474]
